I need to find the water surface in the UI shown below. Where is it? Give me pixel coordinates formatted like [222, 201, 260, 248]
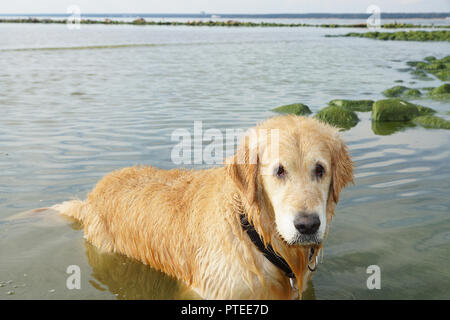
[0, 22, 449, 299]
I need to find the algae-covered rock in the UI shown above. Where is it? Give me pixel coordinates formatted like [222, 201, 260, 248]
[430, 83, 450, 95]
[328, 99, 374, 112]
[435, 69, 450, 81]
[382, 86, 422, 98]
[406, 61, 422, 67]
[371, 121, 416, 136]
[315, 105, 359, 130]
[441, 55, 450, 63]
[340, 30, 450, 42]
[413, 115, 450, 130]
[423, 61, 447, 71]
[382, 85, 408, 97]
[272, 103, 312, 115]
[407, 55, 450, 81]
[416, 105, 436, 116]
[424, 56, 437, 62]
[372, 99, 436, 121]
[427, 83, 450, 100]
[411, 69, 432, 80]
[403, 88, 422, 98]
[132, 18, 146, 25]
[396, 55, 450, 82]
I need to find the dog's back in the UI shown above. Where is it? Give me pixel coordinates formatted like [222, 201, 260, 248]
[54, 166, 188, 221]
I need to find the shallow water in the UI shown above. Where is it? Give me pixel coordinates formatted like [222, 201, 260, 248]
[0, 22, 449, 299]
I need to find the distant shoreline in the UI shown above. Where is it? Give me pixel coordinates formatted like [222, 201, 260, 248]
[0, 17, 449, 29]
[0, 13, 449, 19]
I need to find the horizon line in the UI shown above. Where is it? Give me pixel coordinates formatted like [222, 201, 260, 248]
[0, 12, 449, 15]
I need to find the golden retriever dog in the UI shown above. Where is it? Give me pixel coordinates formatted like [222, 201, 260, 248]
[53, 115, 353, 299]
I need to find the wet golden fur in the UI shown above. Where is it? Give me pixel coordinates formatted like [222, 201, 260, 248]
[53, 115, 353, 299]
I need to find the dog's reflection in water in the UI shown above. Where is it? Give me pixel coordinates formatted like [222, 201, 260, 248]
[82, 237, 317, 300]
[64, 220, 194, 300]
[83, 239, 200, 300]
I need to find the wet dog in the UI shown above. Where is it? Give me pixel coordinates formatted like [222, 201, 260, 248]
[53, 115, 353, 299]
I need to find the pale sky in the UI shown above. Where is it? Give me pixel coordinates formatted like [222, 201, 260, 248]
[0, 0, 448, 14]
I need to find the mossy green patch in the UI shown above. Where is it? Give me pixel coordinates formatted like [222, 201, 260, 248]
[423, 61, 447, 72]
[416, 105, 437, 116]
[372, 99, 436, 121]
[4, 17, 450, 28]
[427, 83, 450, 100]
[441, 55, 450, 63]
[407, 55, 450, 81]
[315, 105, 359, 130]
[340, 30, 450, 42]
[328, 99, 374, 112]
[403, 88, 422, 98]
[411, 69, 432, 80]
[406, 61, 422, 67]
[435, 69, 450, 81]
[272, 103, 312, 115]
[382, 86, 422, 98]
[413, 115, 450, 129]
[429, 83, 450, 95]
[132, 18, 146, 25]
[382, 85, 408, 97]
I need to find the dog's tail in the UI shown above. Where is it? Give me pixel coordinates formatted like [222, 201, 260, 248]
[52, 200, 87, 223]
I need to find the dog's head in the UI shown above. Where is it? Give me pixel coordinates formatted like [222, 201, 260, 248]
[227, 115, 353, 246]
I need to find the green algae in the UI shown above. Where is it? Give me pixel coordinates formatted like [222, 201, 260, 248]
[315, 105, 359, 130]
[427, 83, 450, 100]
[406, 61, 422, 67]
[413, 115, 450, 130]
[2, 17, 450, 29]
[328, 99, 374, 112]
[435, 70, 450, 81]
[424, 56, 437, 62]
[372, 99, 436, 121]
[408, 55, 450, 81]
[382, 86, 422, 98]
[411, 69, 432, 80]
[403, 88, 422, 98]
[272, 103, 312, 115]
[339, 30, 450, 42]
[382, 86, 409, 97]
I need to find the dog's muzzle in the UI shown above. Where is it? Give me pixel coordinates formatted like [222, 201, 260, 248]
[294, 212, 321, 244]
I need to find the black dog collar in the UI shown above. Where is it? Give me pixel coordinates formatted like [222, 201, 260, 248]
[240, 214, 317, 279]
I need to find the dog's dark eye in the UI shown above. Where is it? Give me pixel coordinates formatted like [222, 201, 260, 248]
[314, 163, 325, 179]
[275, 165, 286, 178]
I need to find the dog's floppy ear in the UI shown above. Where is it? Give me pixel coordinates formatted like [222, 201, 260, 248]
[226, 131, 259, 206]
[330, 136, 354, 204]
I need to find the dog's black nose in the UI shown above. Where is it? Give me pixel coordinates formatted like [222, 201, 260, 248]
[294, 213, 320, 235]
